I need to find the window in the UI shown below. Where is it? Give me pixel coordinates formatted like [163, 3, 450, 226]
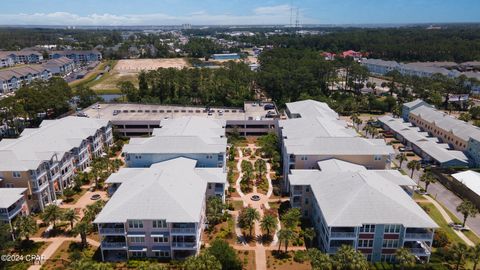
[306, 187, 310, 192]
[152, 220, 167, 228]
[12, 171, 21, 178]
[301, 156, 308, 161]
[153, 236, 169, 243]
[374, 155, 382, 161]
[304, 198, 309, 205]
[206, 155, 213, 159]
[384, 224, 401, 233]
[382, 239, 399, 248]
[5, 183, 14, 188]
[208, 183, 212, 189]
[358, 239, 373, 248]
[154, 251, 170, 257]
[130, 251, 146, 258]
[135, 155, 142, 159]
[129, 236, 145, 243]
[381, 254, 396, 262]
[360, 224, 375, 233]
[128, 220, 143, 229]
[217, 154, 223, 161]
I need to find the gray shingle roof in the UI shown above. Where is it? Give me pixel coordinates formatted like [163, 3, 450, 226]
[94, 157, 226, 223]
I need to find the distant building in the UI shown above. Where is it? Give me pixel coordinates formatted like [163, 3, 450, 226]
[95, 157, 227, 261]
[0, 116, 113, 211]
[322, 52, 335, 61]
[123, 117, 227, 169]
[0, 66, 52, 93]
[0, 51, 43, 64]
[48, 50, 102, 63]
[342, 50, 362, 61]
[361, 58, 461, 78]
[211, 53, 240, 61]
[289, 159, 437, 263]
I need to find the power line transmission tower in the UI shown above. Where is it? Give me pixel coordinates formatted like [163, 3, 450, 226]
[295, 7, 300, 29]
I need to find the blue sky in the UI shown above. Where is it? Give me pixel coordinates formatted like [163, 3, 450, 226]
[0, 0, 479, 25]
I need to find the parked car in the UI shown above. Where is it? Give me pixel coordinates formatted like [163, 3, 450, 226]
[264, 104, 275, 110]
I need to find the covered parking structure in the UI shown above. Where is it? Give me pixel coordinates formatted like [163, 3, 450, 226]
[379, 115, 469, 168]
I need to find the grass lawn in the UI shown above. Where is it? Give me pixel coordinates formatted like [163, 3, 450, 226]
[418, 202, 463, 244]
[70, 60, 116, 89]
[230, 200, 244, 211]
[438, 201, 480, 244]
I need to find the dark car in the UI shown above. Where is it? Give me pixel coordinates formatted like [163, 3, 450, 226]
[264, 104, 275, 110]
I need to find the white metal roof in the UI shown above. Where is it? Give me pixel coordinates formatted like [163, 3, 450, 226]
[0, 116, 109, 171]
[285, 137, 394, 156]
[94, 157, 226, 223]
[452, 171, 480, 197]
[0, 188, 26, 208]
[289, 168, 437, 228]
[285, 99, 339, 119]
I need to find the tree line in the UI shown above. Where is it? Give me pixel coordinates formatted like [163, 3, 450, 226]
[117, 61, 254, 107]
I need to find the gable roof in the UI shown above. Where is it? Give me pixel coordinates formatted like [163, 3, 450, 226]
[0, 188, 26, 208]
[94, 157, 226, 223]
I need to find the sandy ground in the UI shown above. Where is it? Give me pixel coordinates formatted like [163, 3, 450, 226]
[114, 58, 189, 73]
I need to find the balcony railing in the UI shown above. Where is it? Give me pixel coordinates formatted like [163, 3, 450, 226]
[330, 232, 356, 238]
[171, 228, 196, 234]
[172, 242, 196, 248]
[100, 228, 125, 234]
[404, 232, 433, 240]
[328, 247, 340, 253]
[409, 248, 431, 255]
[32, 181, 49, 192]
[101, 242, 127, 249]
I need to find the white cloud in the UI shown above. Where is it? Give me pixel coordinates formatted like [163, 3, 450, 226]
[0, 5, 317, 25]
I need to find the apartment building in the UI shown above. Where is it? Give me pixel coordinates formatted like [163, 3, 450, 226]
[95, 157, 227, 261]
[361, 59, 460, 78]
[0, 53, 15, 68]
[402, 99, 480, 166]
[48, 50, 102, 62]
[280, 100, 395, 191]
[0, 51, 44, 64]
[289, 159, 437, 263]
[123, 117, 227, 169]
[0, 116, 113, 211]
[0, 66, 52, 93]
[41, 57, 75, 75]
[0, 188, 29, 231]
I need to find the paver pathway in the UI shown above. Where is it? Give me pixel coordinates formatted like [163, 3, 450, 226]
[232, 144, 302, 270]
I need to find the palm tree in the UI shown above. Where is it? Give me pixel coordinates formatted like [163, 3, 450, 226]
[470, 244, 480, 270]
[420, 172, 436, 193]
[14, 216, 37, 241]
[41, 204, 63, 229]
[63, 208, 79, 230]
[451, 243, 468, 270]
[73, 221, 90, 249]
[260, 214, 278, 236]
[407, 160, 420, 178]
[281, 208, 302, 230]
[71, 258, 95, 270]
[395, 248, 415, 270]
[396, 153, 407, 168]
[457, 200, 479, 227]
[303, 227, 316, 247]
[277, 228, 295, 252]
[83, 200, 105, 222]
[308, 248, 332, 270]
[183, 252, 221, 270]
[333, 245, 369, 270]
[206, 196, 224, 226]
[239, 207, 260, 238]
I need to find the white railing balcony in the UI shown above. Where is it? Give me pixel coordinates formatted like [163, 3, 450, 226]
[101, 242, 127, 249]
[330, 232, 356, 238]
[32, 180, 49, 192]
[171, 228, 196, 234]
[404, 232, 433, 240]
[100, 228, 125, 234]
[409, 248, 431, 256]
[172, 242, 196, 248]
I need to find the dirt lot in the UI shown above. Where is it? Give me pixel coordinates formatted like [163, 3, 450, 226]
[114, 58, 189, 73]
[90, 58, 189, 92]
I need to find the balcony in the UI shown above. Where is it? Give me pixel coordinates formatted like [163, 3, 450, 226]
[172, 242, 197, 249]
[171, 228, 196, 234]
[328, 247, 340, 253]
[404, 232, 433, 240]
[330, 232, 356, 238]
[101, 242, 127, 249]
[99, 228, 125, 235]
[32, 180, 49, 192]
[409, 247, 431, 256]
